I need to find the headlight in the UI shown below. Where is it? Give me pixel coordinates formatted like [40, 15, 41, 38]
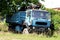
[48, 19, 51, 21]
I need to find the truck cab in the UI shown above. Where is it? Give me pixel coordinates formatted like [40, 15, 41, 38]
[24, 9, 53, 35]
[25, 9, 51, 28]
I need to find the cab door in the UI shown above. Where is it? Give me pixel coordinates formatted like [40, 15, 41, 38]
[25, 11, 31, 25]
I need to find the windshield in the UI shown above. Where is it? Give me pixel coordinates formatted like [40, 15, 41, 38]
[32, 10, 50, 19]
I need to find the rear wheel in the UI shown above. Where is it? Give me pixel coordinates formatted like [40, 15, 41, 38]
[15, 25, 23, 33]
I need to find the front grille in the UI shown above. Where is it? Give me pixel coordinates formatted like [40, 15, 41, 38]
[36, 22, 47, 25]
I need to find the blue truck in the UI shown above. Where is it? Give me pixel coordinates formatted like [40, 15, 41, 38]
[6, 9, 54, 36]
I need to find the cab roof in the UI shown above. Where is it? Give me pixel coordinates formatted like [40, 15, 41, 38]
[26, 9, 48, 12]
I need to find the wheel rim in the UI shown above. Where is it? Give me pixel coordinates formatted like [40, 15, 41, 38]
[23, 28, 29, 34]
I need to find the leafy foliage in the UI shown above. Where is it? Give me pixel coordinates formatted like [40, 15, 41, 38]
[46, 9, 60, 30]
[0, 0, 45, 17]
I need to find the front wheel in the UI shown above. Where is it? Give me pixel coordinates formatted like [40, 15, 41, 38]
[23, 28, 29, 34]
[46, 28, 54, 37]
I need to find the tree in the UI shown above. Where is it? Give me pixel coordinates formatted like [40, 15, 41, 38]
[0, 0, 44, 17]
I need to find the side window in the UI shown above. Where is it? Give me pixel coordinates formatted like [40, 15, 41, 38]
[27, 11, 31, 17]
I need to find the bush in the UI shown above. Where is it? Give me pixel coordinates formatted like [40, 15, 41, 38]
[46, 9, 60, 30]
[0, 19, 8, 32]
[53, 15, 60, 30]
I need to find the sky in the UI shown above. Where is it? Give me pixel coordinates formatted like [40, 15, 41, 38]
[39, 0, 60, 8]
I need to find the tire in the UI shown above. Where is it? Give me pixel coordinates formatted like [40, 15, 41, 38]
[50, 23, 54, 36]
[46, 28, 53, 37]
[15, 25, 23, 33]
[50, 23, 55, 31]
[47, 28, 52, 36]
[23, 28, 29, 34]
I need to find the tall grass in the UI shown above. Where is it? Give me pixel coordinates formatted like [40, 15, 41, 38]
[0, 32, 60, 40]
